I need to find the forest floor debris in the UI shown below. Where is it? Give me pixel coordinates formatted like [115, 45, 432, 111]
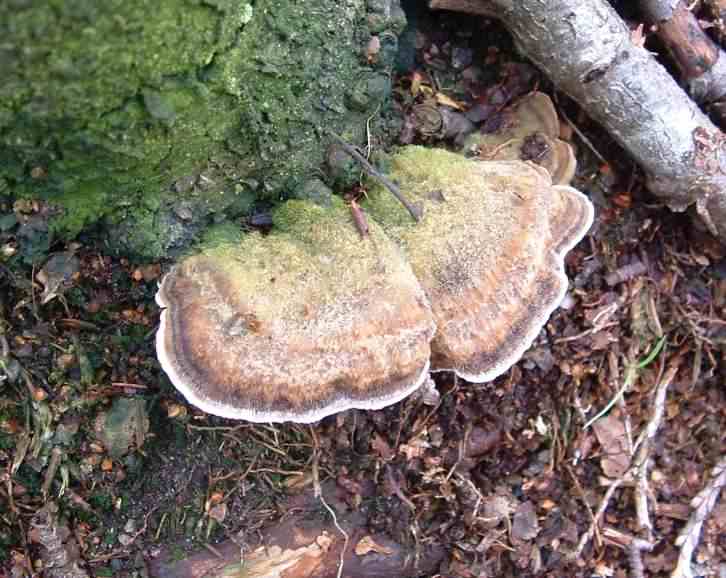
[1, 4, 724, 578]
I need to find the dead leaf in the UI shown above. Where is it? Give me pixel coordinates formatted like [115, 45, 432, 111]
[36, 252, 80, 304]
[593, 414, 630, 478]
[410, 71, 425, 97]
[482, 494, 517, 524]
[435, 92, 466, 111]
[354, 535, 394, 556]
[512, 501, 540, 541]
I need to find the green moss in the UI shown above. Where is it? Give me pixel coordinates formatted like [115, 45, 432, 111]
[1, 0, 404, 259]
[364, 146, 475, 228]
[186, 196, 419, 322]
[197, 221, 245, 251]
[271, 196, 346, 234]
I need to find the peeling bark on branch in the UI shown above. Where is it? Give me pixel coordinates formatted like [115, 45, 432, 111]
[429, 0, 726, 240]
[640, 0, 726, 124]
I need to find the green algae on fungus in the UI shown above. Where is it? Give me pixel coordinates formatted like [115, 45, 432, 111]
[1, 0, 405, 258]
[362, 146, 594, 382]
[156, 198, 435, 422]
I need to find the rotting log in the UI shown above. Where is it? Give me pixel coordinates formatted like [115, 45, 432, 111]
[147, 503, 444, 578]
[429, 0, 726, 241]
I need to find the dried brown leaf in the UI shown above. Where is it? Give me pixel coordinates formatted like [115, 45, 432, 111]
[593, 414, 630, 478]
[354, 535, 394, 556]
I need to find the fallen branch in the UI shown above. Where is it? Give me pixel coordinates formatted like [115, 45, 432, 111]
[671, 456, 726, 578]
[147, 485, 444, 578]
[429, 0, 726, 239]
[640, 0, 726, 127]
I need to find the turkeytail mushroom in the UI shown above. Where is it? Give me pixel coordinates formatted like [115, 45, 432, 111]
[464, 91, 577, 186]
[156, 199, 435, 423]
[363, 146, 593, 382]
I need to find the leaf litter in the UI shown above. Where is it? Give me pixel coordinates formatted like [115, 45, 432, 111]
[0, 6, 724, 578]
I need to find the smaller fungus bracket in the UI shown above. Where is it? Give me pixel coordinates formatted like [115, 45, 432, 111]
[156, 199, 436, 423]
[464, 91, 577, 185]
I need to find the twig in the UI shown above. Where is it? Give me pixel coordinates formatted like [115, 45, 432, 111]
[326, 131, 422, 222]
[310, 426, 348, 578]
[605, 259, 647, 287]
[385, 465, 417, 512]
[567, 465, 602, 549]
[556, 104, 608, 164]
[41, 447, 63, 497]
[571, 477, 625, 558]
[671, 456, 726, 578]
[628, 537, 656, 578]
[110, 382, 148, 389]
[572, 355, 678, 559]
[601, 525, 655, 550]
[384, 464, 422, 570]
[349, 199, 370, 238]
[631, 360, 678, 540]
[555, 298, 621, 345]
[583, 336, 667, 429]
[445, 423, 471, 482]
[609, 350, 634, 455]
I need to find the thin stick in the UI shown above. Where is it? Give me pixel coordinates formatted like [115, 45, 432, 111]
[628, 538, 655, 578]
[672, 456, 726, 578]
[557, 105, 608, 164]
[327, 131, 422, 222]
[310, 426, 348, 578]
[571, 477, 625, 558]
[567, 465, 602, 548]
[572, 357, 679, 559]
[632, 359, 677, 540]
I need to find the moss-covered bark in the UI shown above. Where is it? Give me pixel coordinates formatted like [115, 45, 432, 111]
[0, 0, 405, 259]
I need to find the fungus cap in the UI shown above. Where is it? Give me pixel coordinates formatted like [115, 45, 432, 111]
[156, 200, 436, 423]
[465, 91, 577, 185]
[364, 146, 594, 382]
[156, 142, 593, 422]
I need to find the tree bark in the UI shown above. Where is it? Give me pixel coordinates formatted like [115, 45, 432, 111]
[430, 0, 726, 241]
[640, 0, 726, 128]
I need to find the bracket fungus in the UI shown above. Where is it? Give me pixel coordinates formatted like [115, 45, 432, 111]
[363, 146, 593, 382]
[156, 200, 436, 423]
[156, 143, 593, 423]
[465, 91, 577, 186]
